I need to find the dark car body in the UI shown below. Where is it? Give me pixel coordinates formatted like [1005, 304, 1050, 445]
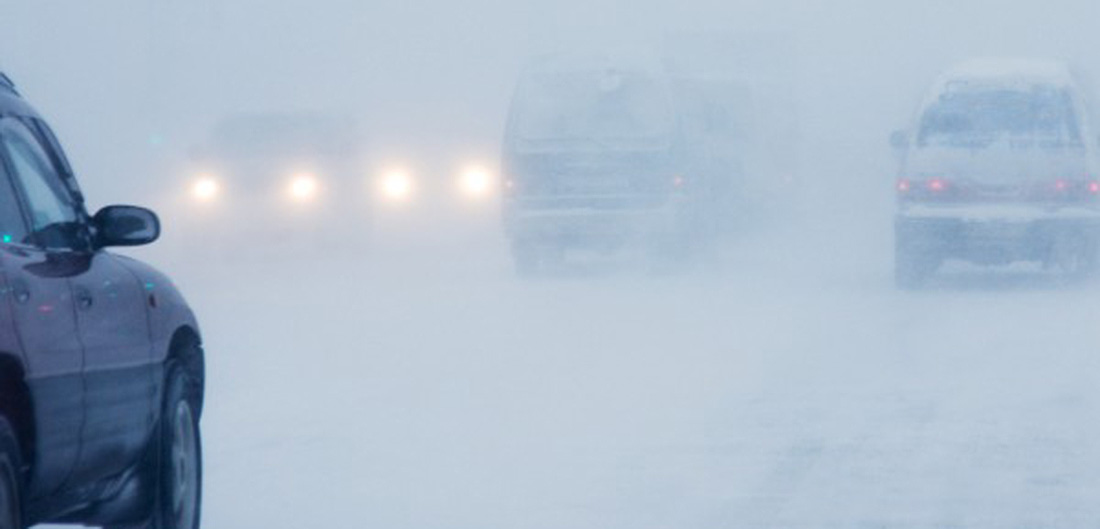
[0, 74, 204, 526]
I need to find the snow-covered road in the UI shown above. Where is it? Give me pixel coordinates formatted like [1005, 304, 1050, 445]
[73, 206, 1100, 528]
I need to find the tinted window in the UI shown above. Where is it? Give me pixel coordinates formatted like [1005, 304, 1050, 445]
[0, 162, 28, 246]
[918, 87, 1083, 148]
[28, 119, 83, 200]
[0, 118, 84, 250]
[29, 118, 72, 170]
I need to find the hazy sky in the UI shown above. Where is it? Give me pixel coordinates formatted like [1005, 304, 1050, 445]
[2, 0, 1099, 203]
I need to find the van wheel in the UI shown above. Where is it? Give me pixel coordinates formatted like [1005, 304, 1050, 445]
[648, 235, 693, 272]
[1051, 234, 1099, 281]
[110, 363, 202, 529]
[895, 240, 936, 290]
[512, 240, 541, 277]
[512, 241, 564, 277]
[0, 417, 22, 529]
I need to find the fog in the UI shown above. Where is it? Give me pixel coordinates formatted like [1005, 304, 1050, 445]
[8, 1, 1100, 199]
[5, 0, 1100, 527]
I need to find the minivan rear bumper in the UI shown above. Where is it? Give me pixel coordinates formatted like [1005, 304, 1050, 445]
[896, 205, 1100, 265]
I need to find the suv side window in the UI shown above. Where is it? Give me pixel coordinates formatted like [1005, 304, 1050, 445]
[0, 118, 85, 250]
[0, 159, 29, 246]
[27, 118, 83, 198]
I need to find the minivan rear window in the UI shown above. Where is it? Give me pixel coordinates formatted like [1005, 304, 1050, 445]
[917, 87, 1082, 148]
[512, 72, 675, 141]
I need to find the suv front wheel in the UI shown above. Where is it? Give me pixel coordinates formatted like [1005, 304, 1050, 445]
[0, 417, 22, 529]
[111, 362, 202, 529]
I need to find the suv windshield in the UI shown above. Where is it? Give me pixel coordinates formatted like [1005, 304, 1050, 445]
[512, 71, 675, 141]
[917, 86, 1082, 148]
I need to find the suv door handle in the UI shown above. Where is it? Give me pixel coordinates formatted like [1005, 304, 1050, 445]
[11, 281, 29, 304]
[74, 287, 93, 310]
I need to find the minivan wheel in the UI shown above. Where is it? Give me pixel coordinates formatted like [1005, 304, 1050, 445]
[111, 364, 202, 529]
[1051, 234, 1099, 281]
[512, 240, 566, 277]
[512, 240, 541, 277]
[647, 235, 693, 273]
[0, 417, 22, 529]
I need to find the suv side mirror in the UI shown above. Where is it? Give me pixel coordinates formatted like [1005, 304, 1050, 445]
[93, 205, 160, 248]
[890, 129, 909, 151]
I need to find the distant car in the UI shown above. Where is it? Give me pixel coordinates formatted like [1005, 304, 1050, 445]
[501, 58, 747, 274]
[0, 74, 204, 528]
[891, 59, 1100, 287]
[182, 112, 368, 253]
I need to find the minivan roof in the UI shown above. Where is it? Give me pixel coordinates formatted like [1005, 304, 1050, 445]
[523, 54, 661, 76]
[939, 59, 1074, 88]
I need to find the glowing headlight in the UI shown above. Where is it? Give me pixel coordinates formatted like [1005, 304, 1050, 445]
[191, 176, 221, 202]
[288, 173, 320, 202]
[380, 170, 413, 201]
[459, 166, 493, 199]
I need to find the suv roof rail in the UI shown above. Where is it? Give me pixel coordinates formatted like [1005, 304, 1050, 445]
[0, 72, 17, 95]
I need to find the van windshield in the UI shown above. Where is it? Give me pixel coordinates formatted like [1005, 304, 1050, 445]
[209, 114, 358, 158]
[917, 86, 1083, 148]
[512, 72, 675, 142]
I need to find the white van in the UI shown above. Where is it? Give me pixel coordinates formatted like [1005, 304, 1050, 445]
[892, 59, 1100, 287]
[501, 59, 741, 274]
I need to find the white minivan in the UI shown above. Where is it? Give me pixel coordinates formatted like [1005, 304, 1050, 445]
[892, 59, 1100, 287]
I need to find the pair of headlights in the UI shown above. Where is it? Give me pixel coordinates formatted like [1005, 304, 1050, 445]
[374, 166, 496, 202]
[373, 167, 496, 202]
[191, 173, 320, 203]
[190, 166, 496, 204]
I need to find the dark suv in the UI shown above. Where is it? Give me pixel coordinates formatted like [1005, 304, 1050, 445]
[0, 74, 204, 528]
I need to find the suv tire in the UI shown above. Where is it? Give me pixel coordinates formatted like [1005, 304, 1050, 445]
[0, 417, 22, 529]
[110, 362, 201, 529]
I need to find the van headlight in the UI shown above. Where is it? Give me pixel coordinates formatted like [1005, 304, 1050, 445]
[191, 175, 221, 203]
[380, 170, 414, 201]
[458, 165, 493, 199]
[288, 173, 320, 202]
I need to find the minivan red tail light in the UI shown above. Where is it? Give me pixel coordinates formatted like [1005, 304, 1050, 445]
[1038, 179, 1100, 202]
[897, 178, 952, 202]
